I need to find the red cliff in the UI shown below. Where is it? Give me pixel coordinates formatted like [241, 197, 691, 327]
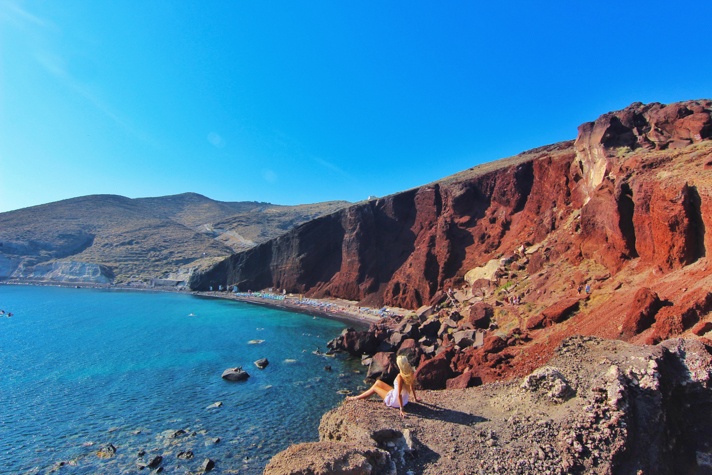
[191, 100, 712, 374]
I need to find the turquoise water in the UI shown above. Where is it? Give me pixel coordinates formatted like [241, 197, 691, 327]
[0, 285, 365, 474]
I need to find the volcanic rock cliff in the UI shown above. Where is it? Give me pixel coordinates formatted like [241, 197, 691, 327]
[191, 99, 711, 308]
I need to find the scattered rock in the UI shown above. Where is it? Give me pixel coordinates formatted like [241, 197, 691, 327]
[206, 401, 223, 409]
[254, 358, 269, 369]
[96, 443, 116, 459]
[202, 458, 215, 472]
[177, 450, 194, 460]
[147, 455, 163, 469]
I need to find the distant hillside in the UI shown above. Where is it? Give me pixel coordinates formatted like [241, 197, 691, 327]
[0, 193, 349, 285]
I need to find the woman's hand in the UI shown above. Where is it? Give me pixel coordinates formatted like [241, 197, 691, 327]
[399, 409, 406, 418]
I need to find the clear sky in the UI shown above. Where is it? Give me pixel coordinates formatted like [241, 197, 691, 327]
[1, 1, 711, 213]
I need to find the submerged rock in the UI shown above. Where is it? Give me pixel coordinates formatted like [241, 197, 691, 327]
[96, 443, 116, 459]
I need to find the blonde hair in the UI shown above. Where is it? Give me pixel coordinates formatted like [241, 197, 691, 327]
[396, 355, 415, 388]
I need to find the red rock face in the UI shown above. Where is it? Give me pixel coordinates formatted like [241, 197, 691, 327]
[620, 288, 664, 337]
[190, 100, 712, 326]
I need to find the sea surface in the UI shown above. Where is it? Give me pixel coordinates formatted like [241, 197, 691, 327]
[0, 285, 366, 474]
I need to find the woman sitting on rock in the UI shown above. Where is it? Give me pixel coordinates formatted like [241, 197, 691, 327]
[347, 355, 419, 418]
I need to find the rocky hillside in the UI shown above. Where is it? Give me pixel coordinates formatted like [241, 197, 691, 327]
[0, 193, 348, 285]
[191, 99, 712, 359]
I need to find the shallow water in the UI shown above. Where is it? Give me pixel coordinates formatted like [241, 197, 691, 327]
[0, 285, 366, 474]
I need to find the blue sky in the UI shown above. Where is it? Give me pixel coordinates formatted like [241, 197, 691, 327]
[1, 1, 711, 213]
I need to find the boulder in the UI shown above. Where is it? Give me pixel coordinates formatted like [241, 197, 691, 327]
[464, 302, 493, 329]
[692, 321, 712, 336]
[376, 340, 395, 353]
[542, 298, 580, 325]
[415, 356, 454, 390]
[620, 287, 663, 336]
[649, 291, 712, 343]
[202, 458, 215, 472]
[482, 335, 507, 354]
[254, 358, 269, 369]
[343, 329, 380, 356]
[367, 352, 398, 382]
[221, 367, 250, 382]
[416, 305, 435, 319]
[528, 298, 580, 329]
[147, 455, 163, 469]
[446, 371, 482, 389]
[420, 317, 441, 338]
[400, 322, 421, 340]
[388, 331, 406, 347]
[453, 330, 476, 349]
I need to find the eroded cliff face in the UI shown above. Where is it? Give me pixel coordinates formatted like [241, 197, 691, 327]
[191, 99, 712, 313]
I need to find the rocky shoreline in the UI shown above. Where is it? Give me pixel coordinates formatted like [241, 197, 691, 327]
[265, 336, 712, 475]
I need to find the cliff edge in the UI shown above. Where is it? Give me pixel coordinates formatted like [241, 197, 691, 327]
[265, 336, 712, 475]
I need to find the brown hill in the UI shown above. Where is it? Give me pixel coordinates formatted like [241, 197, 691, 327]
[0, 193, 348, 285]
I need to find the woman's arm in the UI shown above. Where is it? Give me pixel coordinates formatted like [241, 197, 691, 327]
[410, 383, 419, 402]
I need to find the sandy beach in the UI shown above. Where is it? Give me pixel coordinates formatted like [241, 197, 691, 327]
[191, 290, 397, 328]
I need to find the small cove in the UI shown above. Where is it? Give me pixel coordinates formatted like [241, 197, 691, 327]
[0, 285, 366, 474]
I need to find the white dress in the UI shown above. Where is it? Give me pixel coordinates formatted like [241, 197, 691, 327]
[383, 377, 409, 408]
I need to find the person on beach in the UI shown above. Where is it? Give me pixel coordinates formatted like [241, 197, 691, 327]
[346, 355, 419, 418]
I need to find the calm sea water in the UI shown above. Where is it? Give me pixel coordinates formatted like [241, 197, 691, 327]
[0, 285, 366, 475]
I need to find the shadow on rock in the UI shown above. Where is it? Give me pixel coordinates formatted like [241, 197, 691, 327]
[409, 401, 488, 426]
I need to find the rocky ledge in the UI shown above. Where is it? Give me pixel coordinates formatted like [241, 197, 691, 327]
[264, 336, 712, 475]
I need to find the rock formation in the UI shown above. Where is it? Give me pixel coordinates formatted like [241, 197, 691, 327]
[265, 336, 712, 475]
[191, 99, 711, 311]
[193, 99, 712, 384]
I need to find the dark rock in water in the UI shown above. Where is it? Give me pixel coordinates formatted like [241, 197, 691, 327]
[177, 450, 194, 460]
[96, 443, 116, 459]
[222, 366, 250, 382]
[254, 358, 269, 369]
[137, 449, 146, 457]
[202, 457, 216, 472]
[169, 429, 188, 439]
[324, 365, 332, 371]
[147, 455, 163, 469]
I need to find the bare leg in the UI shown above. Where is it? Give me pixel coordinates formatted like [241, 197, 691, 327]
[346, 380, 393, 401]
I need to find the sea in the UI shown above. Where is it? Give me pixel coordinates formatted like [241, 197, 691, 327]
[0, 285, 367, 474]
